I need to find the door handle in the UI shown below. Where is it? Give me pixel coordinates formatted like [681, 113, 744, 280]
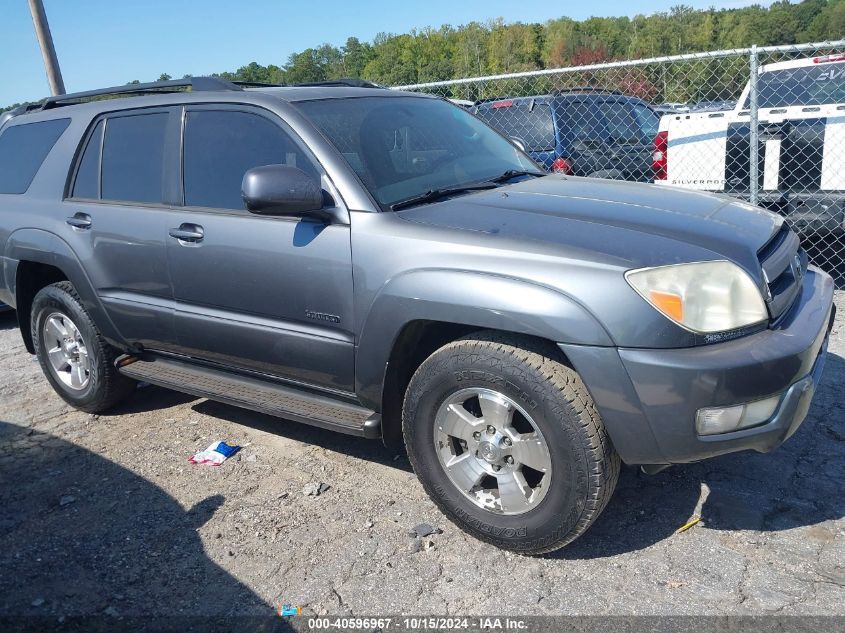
[169, 224, 204, 243]
[66, 213, 92, 230]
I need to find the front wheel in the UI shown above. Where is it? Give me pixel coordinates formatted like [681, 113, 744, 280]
[403, 332, 620, 554]
[31, 281, 136, 413]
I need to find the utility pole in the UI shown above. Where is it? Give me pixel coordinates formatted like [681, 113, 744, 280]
[27, 0, 65, 96]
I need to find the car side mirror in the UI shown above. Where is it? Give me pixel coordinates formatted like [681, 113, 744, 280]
[242, 164, 326, 219]
[510, 137, 527, 152]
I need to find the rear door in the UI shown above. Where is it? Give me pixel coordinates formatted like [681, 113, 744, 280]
[63, 107, 179, 350]
[165, 104, 355, 392]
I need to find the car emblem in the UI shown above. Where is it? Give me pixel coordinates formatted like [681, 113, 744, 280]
[478, 441, 500, 463]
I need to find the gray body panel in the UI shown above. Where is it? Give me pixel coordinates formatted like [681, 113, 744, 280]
[0, 85, 834, 466]
[166, 212, 356, 391]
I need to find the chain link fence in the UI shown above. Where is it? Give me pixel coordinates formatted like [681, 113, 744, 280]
[394, 40, 845, 284]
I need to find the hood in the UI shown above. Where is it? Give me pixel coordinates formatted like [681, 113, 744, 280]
[397, 175, 781, 277]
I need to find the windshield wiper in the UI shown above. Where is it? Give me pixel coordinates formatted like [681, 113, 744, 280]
[487, 169, 545, 184]
[390, 183, 497, 211]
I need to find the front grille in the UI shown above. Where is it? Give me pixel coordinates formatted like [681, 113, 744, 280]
[758, 224, 804, 321]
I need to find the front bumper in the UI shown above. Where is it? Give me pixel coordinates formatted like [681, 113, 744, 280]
[560, 267, 834, 465]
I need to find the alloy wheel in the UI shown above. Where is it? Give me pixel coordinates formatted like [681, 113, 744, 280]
[42, 312, 91, 391]
[433, 387, 552, 515]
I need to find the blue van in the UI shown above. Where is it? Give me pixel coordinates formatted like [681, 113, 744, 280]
[475, 89, 660, 181]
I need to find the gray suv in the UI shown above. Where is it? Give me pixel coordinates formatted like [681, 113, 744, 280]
[0, 77, 834, 554]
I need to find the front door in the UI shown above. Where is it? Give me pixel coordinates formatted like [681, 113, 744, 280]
[166, 105, 355, 393]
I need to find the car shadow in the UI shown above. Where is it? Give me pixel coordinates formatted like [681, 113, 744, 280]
[553, 351, 845, 559]
[0, 420, 294, 628]
[0, 309, 17, 331]
[190, 399, 413, 473]
[104, 384, 199, 415]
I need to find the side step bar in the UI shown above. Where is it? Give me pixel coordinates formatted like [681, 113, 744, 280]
[117, 355, 381, 439]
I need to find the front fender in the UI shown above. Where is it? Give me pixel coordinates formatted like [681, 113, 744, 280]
[4, 228, 126, 350]
[355, 268, 613, 408]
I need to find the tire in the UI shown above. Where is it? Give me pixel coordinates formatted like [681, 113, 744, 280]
[31, 281, 136, 413]
[403, 331, 620, 554]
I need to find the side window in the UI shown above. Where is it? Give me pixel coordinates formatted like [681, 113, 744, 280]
[476, 104, 555, 152]
[632, 104, 659, 141]
[183, 109, 318, 210]
[101, 112, 168, 204]
[565, 102, 608, 145]
[71, 119, 104, 199]
[0, 118, 70, 194]
[599, 103, 641, 145]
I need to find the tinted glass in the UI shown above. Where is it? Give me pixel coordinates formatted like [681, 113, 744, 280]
[297, 97, 539, 207]
[71, 119, 104, 199]
[0, 118, 70, 194]
[184, 110, 317, 210]
[599, 103, 643, 144]
[565, 102, 610, 145]
[475, 102, 556, 152]
[755, 63, 845, 108]
[632, 104, 660, 140]
[101, 112, 168, 203]
[565, 101, 655, 146]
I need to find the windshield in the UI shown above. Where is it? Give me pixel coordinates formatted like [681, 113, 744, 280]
[750, 62, 845, 108]
[296, 96, 539, 208]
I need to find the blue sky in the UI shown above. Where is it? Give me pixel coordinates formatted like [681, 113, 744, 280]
[2, 0, 767, 106]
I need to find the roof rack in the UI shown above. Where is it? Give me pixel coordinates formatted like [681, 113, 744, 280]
[232, 80, 286, 88]
[38, 76, 242, 110]
[293, 78, 385, 89]
[0, 101, 49, 127]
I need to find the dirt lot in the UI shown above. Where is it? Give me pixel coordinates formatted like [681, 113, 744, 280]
[1, 295, 844, 619]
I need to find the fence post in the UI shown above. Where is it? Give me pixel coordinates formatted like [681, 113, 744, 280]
[749, 44, 760, 206]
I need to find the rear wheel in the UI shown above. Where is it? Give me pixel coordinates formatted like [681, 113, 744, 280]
[31, 281, 136, 413]
[403, 331, 619, 554]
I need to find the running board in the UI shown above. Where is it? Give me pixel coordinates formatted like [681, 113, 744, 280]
[116, 355, 381, 439]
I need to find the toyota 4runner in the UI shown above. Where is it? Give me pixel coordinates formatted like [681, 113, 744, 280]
[0, 77, 834, 554]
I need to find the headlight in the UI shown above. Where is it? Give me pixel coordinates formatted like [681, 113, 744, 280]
[625, 261, 768, 333]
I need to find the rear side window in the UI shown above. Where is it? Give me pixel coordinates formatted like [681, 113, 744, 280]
[183, 109, 318, 210]
[564, 101, 656, 146]
[475, 102, 555, 152]
[599, 103, 651, 144]
[632, 103, 659, 140]
[0, 118, 70, 194]
[71, 119, 104, 199]
[101, 112, 168, 203]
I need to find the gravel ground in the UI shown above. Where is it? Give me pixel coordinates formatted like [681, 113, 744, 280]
[1, 294, 844, 618]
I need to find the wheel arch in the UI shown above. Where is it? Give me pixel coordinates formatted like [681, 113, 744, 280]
[354, 269, 613, 448]
[7, 229, 124, 353]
